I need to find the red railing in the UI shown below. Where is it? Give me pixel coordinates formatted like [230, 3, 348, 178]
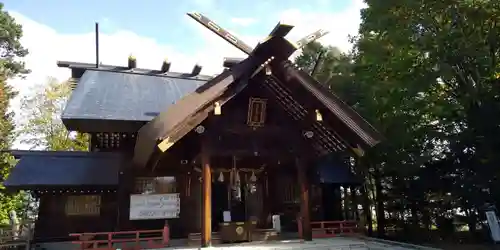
[298, 219, 360, 239]
[70, 226, 169, 250]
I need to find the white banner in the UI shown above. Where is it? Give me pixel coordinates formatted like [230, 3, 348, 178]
[129, 193, 180, 220]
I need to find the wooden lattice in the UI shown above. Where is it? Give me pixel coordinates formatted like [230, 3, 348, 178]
[65, 195, 101, 216]
[134, 177, 177, 194]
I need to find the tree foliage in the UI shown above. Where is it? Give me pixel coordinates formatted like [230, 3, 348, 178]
[295, 0, 500, 244]
[19, 78, 88, 151]
[0, 3, 29, 225]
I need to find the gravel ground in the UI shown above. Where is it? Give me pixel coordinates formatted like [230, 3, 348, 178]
[159, 237, 432, 250]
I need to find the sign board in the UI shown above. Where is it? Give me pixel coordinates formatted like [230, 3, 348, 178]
[486, 210, 500, 242]
[129, 193, 180, 220]
[223, 211, 231, 222]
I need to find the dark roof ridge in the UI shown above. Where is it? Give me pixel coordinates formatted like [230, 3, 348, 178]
[57, 60, 214, 81]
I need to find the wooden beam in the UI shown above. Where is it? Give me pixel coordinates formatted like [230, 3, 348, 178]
[201, 139, 212, 247]
[276, 62, 383, 148]
[296, 157, 312, 241]
[260, 77, 341, 154]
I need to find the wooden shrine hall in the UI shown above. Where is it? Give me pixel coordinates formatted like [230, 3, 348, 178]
[3, 13, 382, 248]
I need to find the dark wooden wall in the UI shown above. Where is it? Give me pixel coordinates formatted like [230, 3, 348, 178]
[181, 177, 202, 234]
[34, 192, 117, 241]
[128, 80, 320, 235]
[205, 79, 315, 158]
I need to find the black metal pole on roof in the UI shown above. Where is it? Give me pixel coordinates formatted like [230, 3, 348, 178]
[95, 22, 100, 68]
[311, 50, 325, 77]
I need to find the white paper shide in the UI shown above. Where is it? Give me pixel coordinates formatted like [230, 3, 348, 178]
[129, 193, 180, 220]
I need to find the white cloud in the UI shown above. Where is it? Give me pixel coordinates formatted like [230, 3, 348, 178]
[230, 17, 258, 27]
[278, 0, 366, 53]
[7, 1, 364, 149]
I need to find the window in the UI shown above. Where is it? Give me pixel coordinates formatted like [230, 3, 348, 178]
[65, 195, 101, 216]
[134, 177, 155, 194]
[134, 177, 177, 194]
[247, 97, 267, 127]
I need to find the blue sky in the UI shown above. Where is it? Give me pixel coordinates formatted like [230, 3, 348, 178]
[4, 0, 355, 55]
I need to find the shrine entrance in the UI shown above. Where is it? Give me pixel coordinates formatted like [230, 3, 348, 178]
[211, 181, 228, 232]
[210, 156, 259, 233]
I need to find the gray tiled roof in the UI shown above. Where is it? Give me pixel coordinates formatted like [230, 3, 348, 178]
[62, 70, 207, 131]
[3, 151, 122, 189]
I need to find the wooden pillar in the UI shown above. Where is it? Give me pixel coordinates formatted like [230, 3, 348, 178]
[117, 164, 133, 231]
[296, 157, 312, 241]
[360, 184, 373, 236]
[201, 143, 212, 247]
[263, 170, 276, 227]
[343, 186, 350, 220]
[350, 186, 360, 221]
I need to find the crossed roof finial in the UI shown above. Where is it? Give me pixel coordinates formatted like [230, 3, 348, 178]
[187, 12, 329, 57]
[132, 13, 380, 168]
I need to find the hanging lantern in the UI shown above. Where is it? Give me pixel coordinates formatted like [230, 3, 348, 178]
[315, 109, 323, 121]
[235, 170, 240, 183]
[233, 169, 242, 201]
[218, 172, 224, 182]
[214, 102, 222, 115]
[265, 65, 272, 75]
[250, 171, 257, 182]
[250, 183, 257, 194]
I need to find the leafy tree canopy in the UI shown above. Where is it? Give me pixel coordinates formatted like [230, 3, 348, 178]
[0, 3, 29, 225]
[295, 0, 500, 241]
[19, 78, 88, 151]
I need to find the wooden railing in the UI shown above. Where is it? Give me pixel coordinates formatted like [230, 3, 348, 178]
[70, 226, 169, 250]
[297, 219, 360, 239]
[0, 221, 33, 250]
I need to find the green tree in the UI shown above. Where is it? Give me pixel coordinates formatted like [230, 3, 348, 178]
[295, 0, 500, 243]
[19, 78, 88, 151]
[295, 43, 344, 85]
[354, 0, 500, 239]
[0, 3, 30, 225]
